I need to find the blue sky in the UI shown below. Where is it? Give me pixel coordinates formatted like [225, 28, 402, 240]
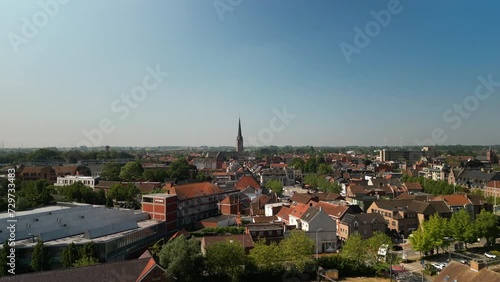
[1, 0, 500, 148]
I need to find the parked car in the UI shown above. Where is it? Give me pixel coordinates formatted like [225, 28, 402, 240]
[459, 259, 469, 265]
[431, 263, 444, 271]
[485, 252, 497, 259]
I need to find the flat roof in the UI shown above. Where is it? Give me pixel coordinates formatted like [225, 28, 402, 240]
[11, 219, 162, 249]
[142, 193, 176, 198]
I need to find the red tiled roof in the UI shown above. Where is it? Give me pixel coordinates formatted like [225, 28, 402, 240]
[136, 258, 157, 282]
[440, 194, 469, 206]
[289, 203, 310, 219]
[169, 182, 225, 201]
[314, 202, 348, 218]
[270, 163, 288, 169]
[404, 182, 423, 191]
[235, 175, 261, 190]
[276, 206, 291, 222]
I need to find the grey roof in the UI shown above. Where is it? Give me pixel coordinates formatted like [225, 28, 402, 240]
[341, 213, 385, 225]
[0, 204, 148, 244]
[300, 207, 321, 222]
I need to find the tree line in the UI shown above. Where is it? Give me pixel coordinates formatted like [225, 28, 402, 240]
[409, 210, 499, 257]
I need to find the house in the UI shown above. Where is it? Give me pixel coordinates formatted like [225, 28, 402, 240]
[297, 207, 338, 254]
[407, 200, 452, 225]
[403, 182, 423, 194]
[290, 193, 318, 206]
[367, 200, 419, 237]
[453, 168, 500, 189]
[430, 194, 492, 220]
[218, 193, 251, 216]
[18, 166, 56, 182]
[484, 180, 500, 199]
[313, 201, 363, 237]
[245, 222, 284, 243]
[234, 174, 262, 198]
[433, 261, 500, 282]
[200, 234, 254, 254]
[250, 194, 276, 216]
[54, 175, 97, 190]
[312, 192, 343, 203]
[338, 213, 386, 242]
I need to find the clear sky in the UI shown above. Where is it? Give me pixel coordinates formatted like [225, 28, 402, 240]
[1, 0, 500, 148]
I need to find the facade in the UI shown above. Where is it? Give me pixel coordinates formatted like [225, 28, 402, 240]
[367, 200, 419, 237]
[484, 180, 500, 200]
[338, 213, 386, 242]
[55, 175, 97, 190]
[167, 182, 239, 228]
[380, 149, 424, 164]
[142, 193, 178, 233]
[245, 223, 285, 243]
[18, 166, 56, 182]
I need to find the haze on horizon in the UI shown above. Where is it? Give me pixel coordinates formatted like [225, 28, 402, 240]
[1, 1, 500, 148]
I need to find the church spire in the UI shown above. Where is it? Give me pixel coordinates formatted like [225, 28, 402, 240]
[238, 118, 242, 139]
[236, 118, 243, 153]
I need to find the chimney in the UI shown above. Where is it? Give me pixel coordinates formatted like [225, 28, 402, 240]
[470, 260, 486, 272]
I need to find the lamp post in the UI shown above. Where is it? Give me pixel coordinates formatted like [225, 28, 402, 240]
[316, 228, 323, 259]
[402, 234, 405, 263]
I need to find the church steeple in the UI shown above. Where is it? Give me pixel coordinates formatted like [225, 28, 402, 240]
[236, 118, 243, 153]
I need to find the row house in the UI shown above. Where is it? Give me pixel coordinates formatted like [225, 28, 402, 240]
[338, 213, 386, 242]
[450, 168, 500, 189]
[314, 201, 363, 237]
[18, 166, 56, 182]
[250, 194, 276, 216]
[431, 194, 492, 220]
[259, 167, 297, 187]
[367, 200, 419, 237]
[218, 192, 251, 216]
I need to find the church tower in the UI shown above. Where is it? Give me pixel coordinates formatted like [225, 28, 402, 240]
[236, 118, 244, 153]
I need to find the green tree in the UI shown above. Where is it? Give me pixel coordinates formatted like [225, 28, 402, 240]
[143, 169, 168, 182]
[409, 226, 433, 257]
[19, 180, 55, 208]
[107, 183, 139, 204]
[248, 240, 283, 273]
[205, 240, 246, 282]
[100, 163, 122, 181]
[73, 256, 99, 267]
[424, 214, 449, 254]
[317, 163, 333, 175]
[265, 179, 283, 197]
[158, 235, 203, 282]
[31, 240, 50, 271]
[449, 209, 477, 249]
[168, 159, 191, 180]
[280, 230, 314, 271]
[365, 231, 393, 263]
[475, 210, 499, 246]
[119, 162, 144, 181]
[304, 157, 318, 173]
[290, 158, 305, 171]
[79, 242, 97, 261]
[341, 233, 368, 264]
[105, 196, 114, 208]
[61, 242, 79, 268]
